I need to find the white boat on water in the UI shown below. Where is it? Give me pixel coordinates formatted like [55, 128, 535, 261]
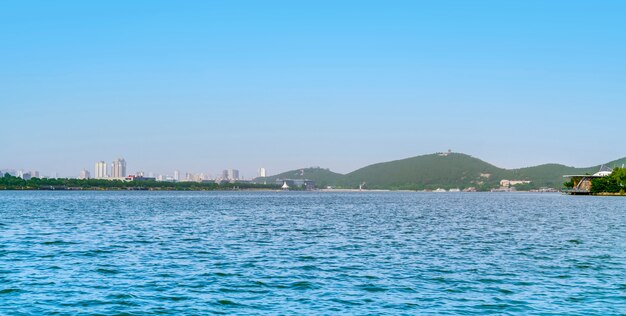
[433, 188, 446, 192]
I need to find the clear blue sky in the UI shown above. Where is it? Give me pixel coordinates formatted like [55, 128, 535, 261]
[1, 1, 625, 178]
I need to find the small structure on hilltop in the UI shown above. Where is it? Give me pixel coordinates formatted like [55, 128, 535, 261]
[437, 149, 453, 157]
[563, 165, 613, 195]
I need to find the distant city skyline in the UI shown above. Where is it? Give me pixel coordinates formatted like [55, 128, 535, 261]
[2, 1, 624, 177]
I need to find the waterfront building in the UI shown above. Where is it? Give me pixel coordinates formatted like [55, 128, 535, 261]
[111, 158, 127, 178]
[79, 169, 90, 179]
[563, 165, 613, 195]
[258, 167, 266, 178]
[95, 161, 107, 179]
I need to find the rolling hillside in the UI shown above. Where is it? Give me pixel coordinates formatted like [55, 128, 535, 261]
[254, 153, 626, 190]
[512, 156, 626, 189]
[343, 153, 511, 190]
[255, 167, 344, 188]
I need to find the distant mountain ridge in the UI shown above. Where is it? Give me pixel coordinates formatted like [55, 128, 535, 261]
[255, 153, 626, 190]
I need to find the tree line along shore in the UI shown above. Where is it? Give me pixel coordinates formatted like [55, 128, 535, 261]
[0, 174, 281, 191]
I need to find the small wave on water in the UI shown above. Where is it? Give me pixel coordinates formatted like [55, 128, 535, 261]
[289, 281, 318, 290]
[106, 293, 138, 300]
[0, 191, 625, 314]
[357, 284, 388, 293]
[40, 240, 79, 246]
[212, 271, 239, 277]
[216, 299, 238, 305]
[95, 268, 121, 275]
[0, 288, 23, 295]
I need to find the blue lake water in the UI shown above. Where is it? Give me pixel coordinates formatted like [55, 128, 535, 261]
[1, 191, 625, 315]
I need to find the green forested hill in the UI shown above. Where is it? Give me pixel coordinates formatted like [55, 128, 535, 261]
[604, 157, 626, 170]
[254, 153, 626, 190]
[343, 153, 511, 190]
[511, 164, 596, 189]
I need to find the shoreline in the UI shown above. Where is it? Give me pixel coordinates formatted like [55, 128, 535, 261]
[0, 188, 565, 193]
[593, 192, 626, 196]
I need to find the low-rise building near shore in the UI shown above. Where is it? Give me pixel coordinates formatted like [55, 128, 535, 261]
[499, 179, 531, 188]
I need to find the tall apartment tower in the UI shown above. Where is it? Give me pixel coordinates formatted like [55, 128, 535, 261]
[95, 161, 107, 179]
[258, 167, 267, 178]
[79, 169, 90, 179]
[222, 169, 239, 181]
[174, 170, 180, 181]
[111, 158, 127, 178]
[228, 169, 239, 181]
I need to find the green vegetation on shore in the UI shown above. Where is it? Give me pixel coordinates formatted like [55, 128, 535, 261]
[591, 168, 626, 194]
[0, 174, 280, 191]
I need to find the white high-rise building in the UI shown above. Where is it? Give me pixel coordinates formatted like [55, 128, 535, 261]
[95, 161, 107, 179]
[229, 169, 239, 181]
[174, 170, 180, 181]
[79, 169, 90, 179]
[258, 167, 267, 178]
[111, 158, 126, 178]
[223, 169, 239, 181]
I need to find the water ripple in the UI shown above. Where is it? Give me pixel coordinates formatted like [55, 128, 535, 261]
[1, 191, 625, 314]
